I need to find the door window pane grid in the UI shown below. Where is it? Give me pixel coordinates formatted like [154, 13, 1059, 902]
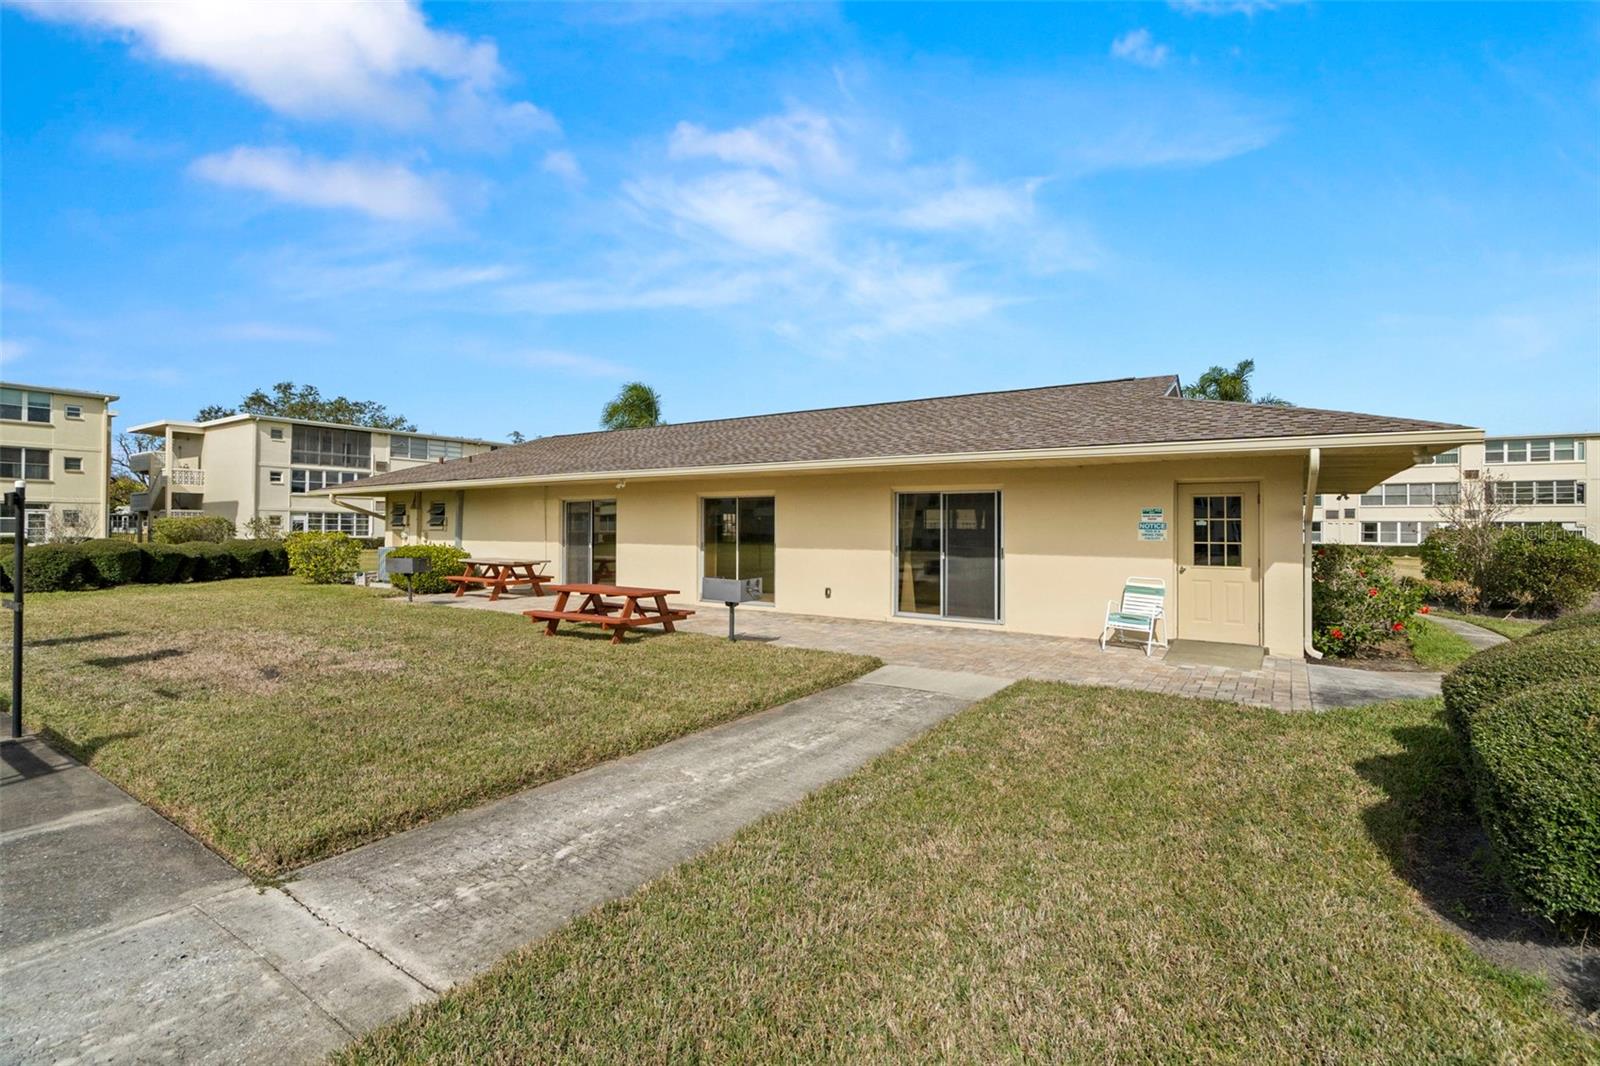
[1191, 495, 1243, 567]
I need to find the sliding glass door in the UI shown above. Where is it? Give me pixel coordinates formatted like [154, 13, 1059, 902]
[895, 491, 1000, 621]
[702, 497, 776, 602]
[564, 499, 617, 584]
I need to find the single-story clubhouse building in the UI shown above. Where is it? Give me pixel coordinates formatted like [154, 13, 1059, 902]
[326, 375, 1479, 658]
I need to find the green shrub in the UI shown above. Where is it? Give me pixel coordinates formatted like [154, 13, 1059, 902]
[1441, 626, 1600, 749]
[1407, 576, 1479, 611]
[79, 538, 145, 586]
[1481, 527, 1600, 614]
[0, 543, 89, 592]
[285, 532, 361, 584]
[1537, 609, 1600, 637]
[151, 514, 235, 544]
[385, 544, 470, 595]
[139, 543, 189, 583]
[175, 542, 239, 582]
[224, 539, 289, 578]
[1419, 527, 1469, 583]
[1468, 678, 1600, 921]
[1311, 545, 1423, 657]
[358, 536, 386, 550]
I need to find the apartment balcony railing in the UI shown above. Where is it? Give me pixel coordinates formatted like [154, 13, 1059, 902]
[168, 467, 205, 488]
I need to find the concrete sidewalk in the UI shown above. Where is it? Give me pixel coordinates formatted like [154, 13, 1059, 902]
[0, 737, 428, 1065]
[286, 664, 1007, 990]
[2, 664, 1005, 1063]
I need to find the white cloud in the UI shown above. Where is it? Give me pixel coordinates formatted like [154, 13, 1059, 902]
[504, 349, 632, 378]
[213, 321, 333, 344]
[190, 146, 450, 223]
[498, 272, 763, 314]
[542, 149, 584, 184]
[1111, 29, 1170, 69]
[626, 170, 833, 257]
[1169, 0, 1300, 15]
[10, 0, 553, 138]
[0, 337, 31, 365]
[669, 108, 848, 176]
[897, 183, 1036, 231]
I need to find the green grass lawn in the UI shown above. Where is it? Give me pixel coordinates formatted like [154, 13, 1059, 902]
[1405, 616, 1478, 670]
[341, 684, 1594, 1064]
[1429, 608, 1545, 641]
[4, 578, 874, 877]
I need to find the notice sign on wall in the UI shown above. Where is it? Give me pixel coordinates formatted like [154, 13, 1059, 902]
[1138, 507, 1168, 542]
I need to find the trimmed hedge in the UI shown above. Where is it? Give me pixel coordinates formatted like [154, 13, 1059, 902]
[285, 532, 361, 585]
[1441, 626, 1600, 748]
[1535, 609, 1600, 638]
[0, 538, 287, 592]
[0, 543, 89, 592]
[385, 544, 470, 595]
[80, 538, 145, 586]
[1468, 678, 1600, 921]
[151, 514, 236, 544]
[176, 542, 238, 582]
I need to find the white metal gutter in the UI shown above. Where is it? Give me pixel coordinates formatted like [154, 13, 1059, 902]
[1303, 447, 1323, 661]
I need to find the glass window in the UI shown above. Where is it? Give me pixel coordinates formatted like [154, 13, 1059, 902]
[64, 404, 83, 419]
[1383, 484, 1408, 505]
[1506, 440, 1527, 463]
[1344, 508, 1357, 519]
[1424, 449, 1459, 465]
[26, 392, 50, 422]
[390, 503, 407, 529]
[1485, 441, 1504, 463]
[24, 511, 45, 542]
[1529, 440, 1551, 462]
[0, 388, 21, 421]
[1408, 484, 1433, 505]
[564, 499, 617, 584]
[895, 492, 999, 620]
[1435, 482, 1460, 503]
[427, 501, 447, 529]
[270, 427, 284, 441]
[1310, 521, 1322, 544]
[290, 425, 371, 468]
[64, 457, 84, 473]
[1190, 494, 1244, 567]
[701, 497, 777, 603]
[1361, 522, 1378, 544]
[1360, 491, 1383, 506]
[269, 470, 283, 484]
[3, 448, 52, 480]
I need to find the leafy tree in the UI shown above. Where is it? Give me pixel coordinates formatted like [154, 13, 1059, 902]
[108, 475, 144, 510]
[1182, 359, 1291, 406]
[196, 382, 416, 430]
[601, 382, 664, 430]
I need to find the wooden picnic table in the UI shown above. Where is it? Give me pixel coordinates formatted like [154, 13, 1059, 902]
[524, 583, 695, 644]
[443, 558, 552, 601]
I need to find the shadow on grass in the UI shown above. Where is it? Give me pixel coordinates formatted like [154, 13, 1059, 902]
[25, 630, 131, 648]
[1356, 720, 1598, 1028]
[83, 647, 186, 669]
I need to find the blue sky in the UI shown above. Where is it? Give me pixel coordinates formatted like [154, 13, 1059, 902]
[2, 1, 1596, 440]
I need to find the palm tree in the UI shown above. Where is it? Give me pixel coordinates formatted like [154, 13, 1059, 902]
[601, 382, 664, 430]
[1181, 359, 1291, 406]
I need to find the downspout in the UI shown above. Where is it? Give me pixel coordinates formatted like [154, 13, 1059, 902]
[1303, 447, 1323, 660]
[454, 490, 464, 549]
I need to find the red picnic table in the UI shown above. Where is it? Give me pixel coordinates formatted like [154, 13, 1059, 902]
[523, 583, 695, 644]
[442, 558, 553, 601]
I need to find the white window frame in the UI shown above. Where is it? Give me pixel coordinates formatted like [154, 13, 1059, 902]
[63, 456, 84, 473]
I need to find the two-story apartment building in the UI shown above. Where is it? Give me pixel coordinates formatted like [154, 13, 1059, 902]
[126, 414, 500, 537]
[1314, 432, 1598, 545]
[0, 381, 119, 541]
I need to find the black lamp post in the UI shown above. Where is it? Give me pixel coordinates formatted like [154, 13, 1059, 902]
[4, 480, 25, 740]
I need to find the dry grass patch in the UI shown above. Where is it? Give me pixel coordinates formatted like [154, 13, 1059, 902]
[7, 578, 874, 876]
[341, 684, 1595, 1064]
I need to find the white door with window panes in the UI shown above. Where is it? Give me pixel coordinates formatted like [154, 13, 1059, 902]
[1177, 483, 1261, 646]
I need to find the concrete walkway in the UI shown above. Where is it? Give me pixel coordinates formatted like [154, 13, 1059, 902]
[285, 664, 1006, 990]
[0, 737, 428, 1065]
[1425, 613, 1510, 651]
[2, 664, 1005, 1062]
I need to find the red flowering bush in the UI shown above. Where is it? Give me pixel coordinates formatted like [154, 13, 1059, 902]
[1312, 545, 1424, 657]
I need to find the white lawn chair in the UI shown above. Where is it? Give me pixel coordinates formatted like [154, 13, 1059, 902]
[1100, 577, 1167, 656]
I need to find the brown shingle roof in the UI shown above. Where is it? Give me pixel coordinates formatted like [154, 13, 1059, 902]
[347, 374, 1472, 490]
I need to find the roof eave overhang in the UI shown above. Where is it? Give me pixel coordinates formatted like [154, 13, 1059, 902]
[328, 427, 1483, 498]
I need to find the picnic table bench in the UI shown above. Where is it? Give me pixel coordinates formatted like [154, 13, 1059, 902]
[524, 584, 695, 644]
[443, 558, 552, 601]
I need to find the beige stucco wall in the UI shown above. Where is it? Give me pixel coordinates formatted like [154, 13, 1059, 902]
[0, 386, 115, 536]
[382, 454, 1311, 655]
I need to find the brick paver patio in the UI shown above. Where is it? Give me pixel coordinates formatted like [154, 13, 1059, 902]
[405, 588, 1315, 711]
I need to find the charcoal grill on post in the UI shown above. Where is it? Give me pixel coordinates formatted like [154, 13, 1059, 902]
[702, 577, 763, 641]
[387, 555, 431, 603]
